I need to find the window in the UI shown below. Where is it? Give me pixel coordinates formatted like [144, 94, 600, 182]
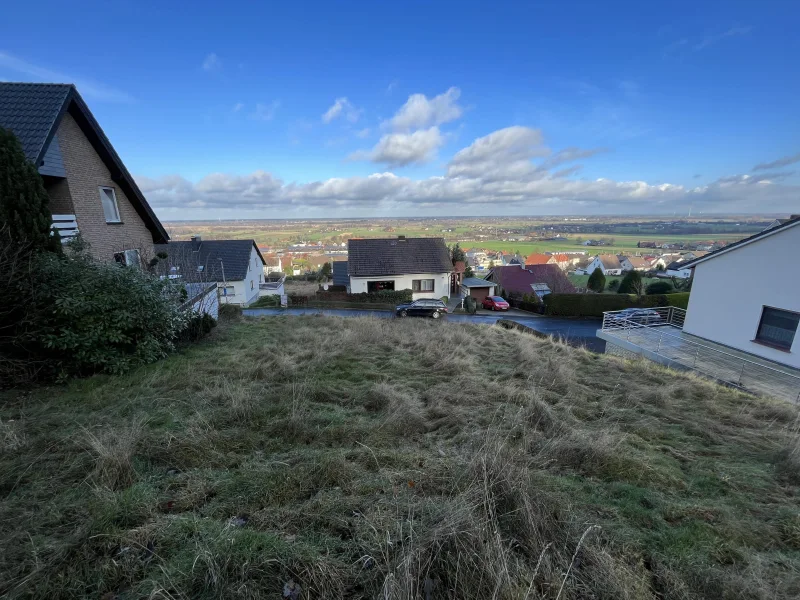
[99, 187, 121, 223]
[755, 307, 799, 351]
[412, 279, 435, 292]
[113, 249, 140, 268]
[197, 265, 205, 272]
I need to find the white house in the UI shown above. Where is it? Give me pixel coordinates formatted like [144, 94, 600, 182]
[263, 256, 282, 275]
[681, 217, 800, 369]
[619, 256, 651, 272]
[183, 282, 219, 319]
[156, 236, 267, 307]
[583, 254, 623, 276]
[347, 236, 453, 300]
[665, 260, 692, 279]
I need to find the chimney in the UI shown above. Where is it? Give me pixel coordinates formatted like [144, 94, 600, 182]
[191, 235, 202, 251]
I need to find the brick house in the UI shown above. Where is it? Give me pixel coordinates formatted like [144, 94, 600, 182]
[0, 83, 168, 264]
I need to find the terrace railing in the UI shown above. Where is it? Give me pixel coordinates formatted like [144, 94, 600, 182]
[51, 214, 79, 244]
[601, 307, 800, 403]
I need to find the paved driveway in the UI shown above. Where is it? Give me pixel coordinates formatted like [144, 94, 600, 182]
[243, 307, 605, 352]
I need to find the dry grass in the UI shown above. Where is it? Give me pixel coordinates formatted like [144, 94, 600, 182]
[2, 315, 800, 599]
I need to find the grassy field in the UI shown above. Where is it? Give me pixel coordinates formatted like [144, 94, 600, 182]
[469, 233, 746, 257]
[3, 316, 800, 598]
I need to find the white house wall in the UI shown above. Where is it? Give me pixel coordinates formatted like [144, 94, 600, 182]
[350, 272, 451, 299]
[192, 288, 219, 319]
[218, 246, 264, 307]
[682, 224, 800, 368]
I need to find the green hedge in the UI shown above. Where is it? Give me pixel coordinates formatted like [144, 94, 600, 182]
[317, 289, 413, 304]
[664, 292, 690, 309]
[543, 292, 690, 317]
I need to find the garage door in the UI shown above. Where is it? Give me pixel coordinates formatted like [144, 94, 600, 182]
[469, 287, 492, 303]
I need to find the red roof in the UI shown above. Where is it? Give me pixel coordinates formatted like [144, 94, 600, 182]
[551, 253, 569, 263]
[525, 253, 551, 266]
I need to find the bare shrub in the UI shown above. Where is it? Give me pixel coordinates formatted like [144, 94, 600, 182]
[0, 418, 26, 451]
[82, 417, 147, 490]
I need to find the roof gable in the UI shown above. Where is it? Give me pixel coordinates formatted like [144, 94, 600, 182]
[155, 239, 263, 282]
[348, 237, 452, 277]
[597, 254, 622, 269]
[0, 82, 169, 244]
[488, 264, 576, 295]
[0, 83, 71, 164]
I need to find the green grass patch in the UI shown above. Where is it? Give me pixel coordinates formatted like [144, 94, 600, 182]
[2, 316, 799, 598]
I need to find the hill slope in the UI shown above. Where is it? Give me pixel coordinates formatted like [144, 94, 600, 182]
[2, 315, 800, 599]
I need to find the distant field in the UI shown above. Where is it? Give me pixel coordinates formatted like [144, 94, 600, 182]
[470, 233, 746, 256]
[163, 222, 750, 257]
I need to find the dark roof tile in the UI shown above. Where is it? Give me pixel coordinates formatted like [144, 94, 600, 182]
[332, 260, 349, 286]
[0, 83, 72, 162]
[348, 238, 452, 277]
[155, 239, 264, 282]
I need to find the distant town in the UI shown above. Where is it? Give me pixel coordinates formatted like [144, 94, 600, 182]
[164, 215, 771, 277]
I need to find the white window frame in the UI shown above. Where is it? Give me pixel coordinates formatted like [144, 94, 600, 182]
[114, 248, 141, 268]
[99, 186, 121, 223]
[412, 279, 435, 292]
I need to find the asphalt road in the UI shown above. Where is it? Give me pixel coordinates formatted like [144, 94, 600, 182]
[243, 307, 605, 352]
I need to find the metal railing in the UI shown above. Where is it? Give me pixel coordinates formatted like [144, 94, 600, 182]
[601, 307, 800, 403]
[51, 214, 79, 243]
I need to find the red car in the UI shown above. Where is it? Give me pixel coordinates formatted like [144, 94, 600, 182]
[482, 296, 509, 311]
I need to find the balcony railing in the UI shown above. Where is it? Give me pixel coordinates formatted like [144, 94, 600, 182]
[51, 214, 79, 244]
[600, 307, 800, 403]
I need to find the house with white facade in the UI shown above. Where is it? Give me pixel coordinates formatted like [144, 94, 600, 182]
[619, 256, 650, 272]
[347, 236, 453, 300]
[155, 236, 267, 307]
[596, 217, 800, 402]
[680, 217, 800, 369]
[665, 260, 692, 279]
[583, 254, 623, 276]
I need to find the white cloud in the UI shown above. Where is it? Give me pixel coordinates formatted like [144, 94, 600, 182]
[355, 128, 371, 139]
[0, 51, 133, 102]
[137, 124, 799, 216]
[447, 126, 548, 180]
[322, 97, 361, 124]
[388, 87, 463, 131]
[350, 127, 444, 167]
[202, 53, 222, 71]
[694, 26, 751, 51]
[232, 102, 244, 112]
[251, 101, 280, 121]
[540, 146, 610, 169]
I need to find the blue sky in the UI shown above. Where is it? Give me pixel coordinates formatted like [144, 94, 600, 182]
[2, 0, 799, 218]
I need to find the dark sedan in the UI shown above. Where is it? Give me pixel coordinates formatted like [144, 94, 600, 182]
[395, 299, 449, 319]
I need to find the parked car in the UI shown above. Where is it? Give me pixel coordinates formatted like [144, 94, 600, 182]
[610, 308, 663, 326]
[395, 299, 449, 319]
[482, 296, 510, 311]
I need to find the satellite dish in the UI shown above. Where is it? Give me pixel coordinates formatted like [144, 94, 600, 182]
[323, 284, 329, 290]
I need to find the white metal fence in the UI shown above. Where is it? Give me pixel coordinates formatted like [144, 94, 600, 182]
[601, 307, 800, 403]
[51, 214, 79, 243]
